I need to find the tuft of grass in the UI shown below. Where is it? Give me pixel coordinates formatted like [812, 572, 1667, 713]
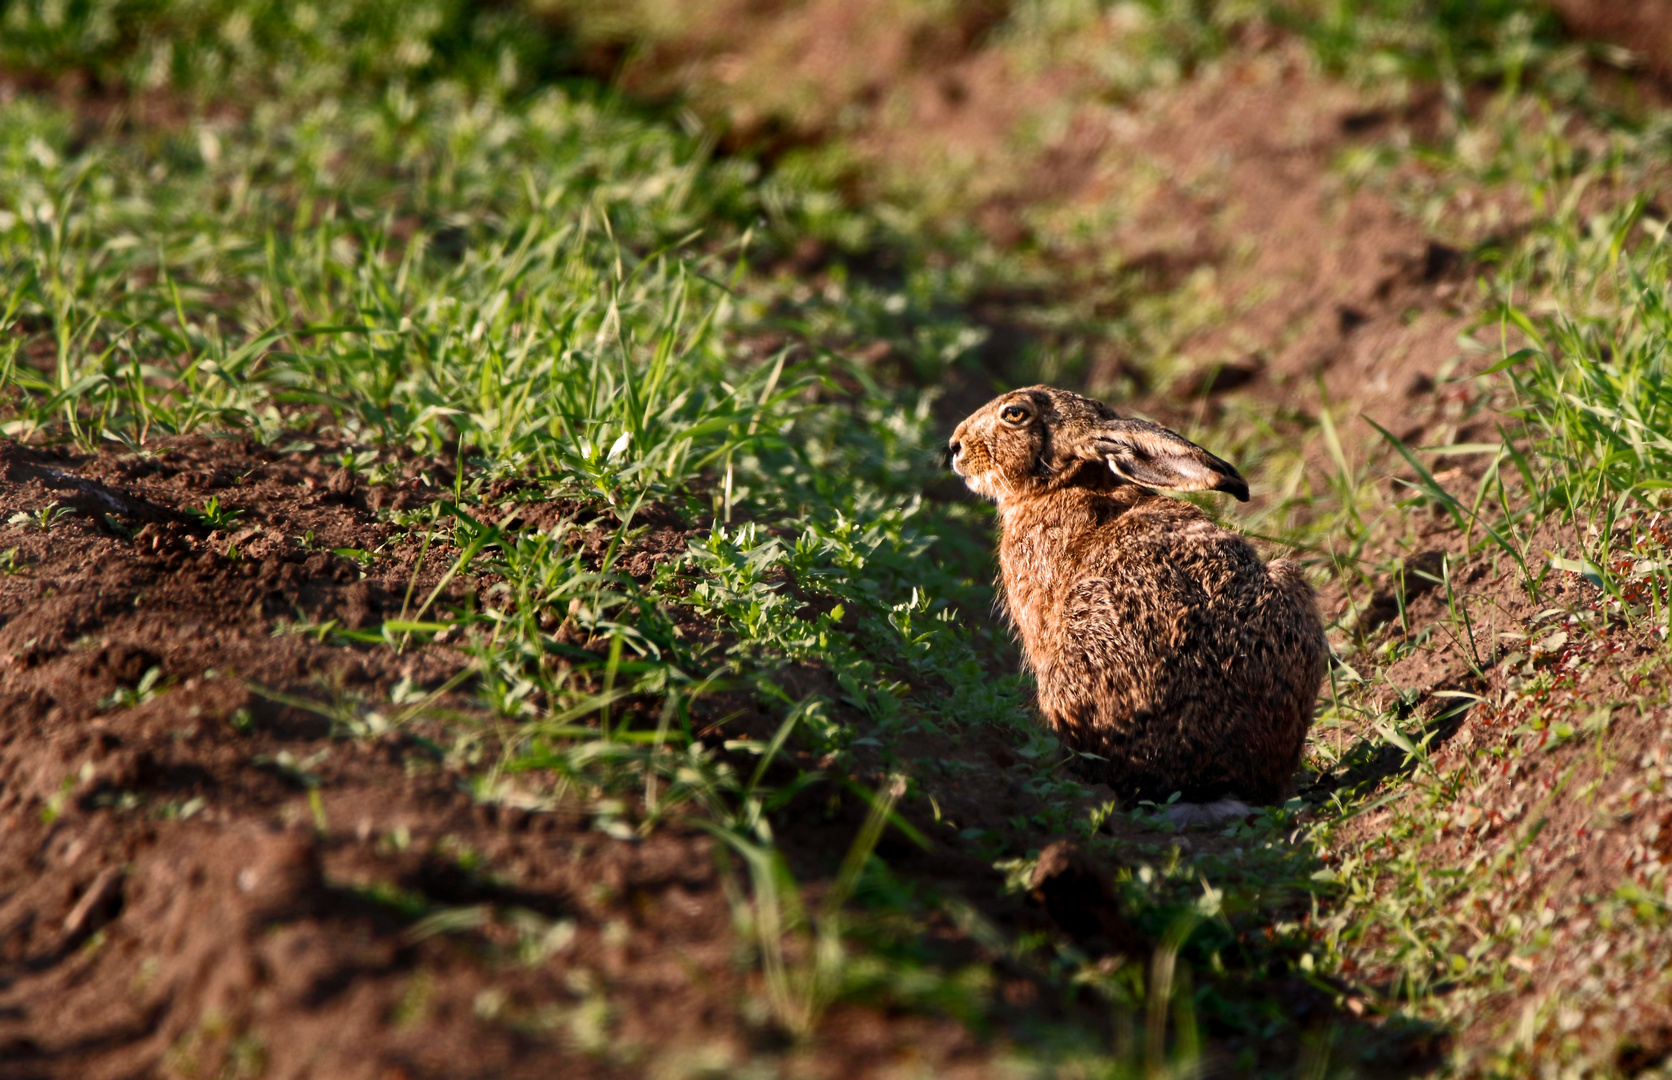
[707, 775, 907, 1040]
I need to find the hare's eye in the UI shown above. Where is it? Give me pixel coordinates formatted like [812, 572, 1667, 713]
[1000, 404, 1029, 424]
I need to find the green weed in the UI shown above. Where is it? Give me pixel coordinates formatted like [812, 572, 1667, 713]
[7, 501, 78, 532]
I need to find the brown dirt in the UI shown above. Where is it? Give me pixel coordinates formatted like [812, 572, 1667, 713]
[547, 0, 1045, 168]
[1549, 0, 1672, 81]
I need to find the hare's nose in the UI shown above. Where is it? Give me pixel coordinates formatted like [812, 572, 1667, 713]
[948, 439, 963, 458]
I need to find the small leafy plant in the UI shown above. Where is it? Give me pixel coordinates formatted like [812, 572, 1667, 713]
[8, 502, 77, 532]
[100, 666, 164, 711]
[188, 497, 243, 530]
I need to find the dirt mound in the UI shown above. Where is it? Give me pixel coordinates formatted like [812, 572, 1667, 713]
[1067, 41, 1478, 423]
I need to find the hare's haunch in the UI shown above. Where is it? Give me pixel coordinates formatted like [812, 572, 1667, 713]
[949, 386, 1326, 805]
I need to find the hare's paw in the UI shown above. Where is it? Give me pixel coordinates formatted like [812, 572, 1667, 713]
[1164, 798, 1256, 830]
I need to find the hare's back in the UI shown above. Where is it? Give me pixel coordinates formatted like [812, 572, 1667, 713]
[1089, 496, 1267, 588]
[1073, 498, 1312, 663]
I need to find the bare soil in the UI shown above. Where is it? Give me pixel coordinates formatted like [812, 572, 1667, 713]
[1549, 0, 1672, 81]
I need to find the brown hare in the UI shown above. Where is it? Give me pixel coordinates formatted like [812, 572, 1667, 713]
[949, 385, 1326, 809]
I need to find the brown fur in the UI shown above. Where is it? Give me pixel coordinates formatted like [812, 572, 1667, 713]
[949, 386, 1327, 804]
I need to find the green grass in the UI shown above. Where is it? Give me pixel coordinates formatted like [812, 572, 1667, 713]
[7, 0, 1672, 1076]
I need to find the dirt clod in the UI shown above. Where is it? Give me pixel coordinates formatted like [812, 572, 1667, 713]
[1028, 840, 1143, 956]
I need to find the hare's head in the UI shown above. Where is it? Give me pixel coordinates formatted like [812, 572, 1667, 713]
[948, 386, 1249, 506]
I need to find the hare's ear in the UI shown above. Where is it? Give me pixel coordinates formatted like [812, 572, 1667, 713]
[1092, 419, 1250, 502]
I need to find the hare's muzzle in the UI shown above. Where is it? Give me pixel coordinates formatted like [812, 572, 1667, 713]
[947, 435, 1002, 502]
[948, 438, 985, 485]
